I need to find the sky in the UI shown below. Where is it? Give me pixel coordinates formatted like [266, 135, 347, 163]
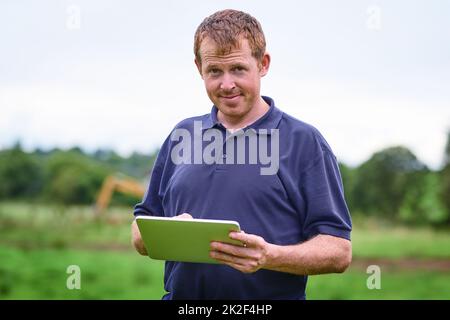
[1, 0, 449, 169]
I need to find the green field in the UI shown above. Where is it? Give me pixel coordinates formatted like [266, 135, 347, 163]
[1, 202, 449, 299]
[0, 246, 165, 299]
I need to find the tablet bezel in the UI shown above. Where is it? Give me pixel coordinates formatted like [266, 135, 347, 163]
[136, 215, 243, 264]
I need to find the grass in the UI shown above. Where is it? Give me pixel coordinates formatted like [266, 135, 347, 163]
[352, 226, 450, 258]
[307, 269, 450, 299]
[1, 245, 448, 300]
[0, 202, 133, 249]
[0, 202, 449, 299]
[2, 202, 450, 259]
[351, 216, 450, 258]
[0, 245, 166, 299]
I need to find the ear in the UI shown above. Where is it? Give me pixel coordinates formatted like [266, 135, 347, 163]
[259, 52, 271, 77]
[194, 58, 204, 79]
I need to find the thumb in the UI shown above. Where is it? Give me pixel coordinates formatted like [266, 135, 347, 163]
[176, 213, 193, 219]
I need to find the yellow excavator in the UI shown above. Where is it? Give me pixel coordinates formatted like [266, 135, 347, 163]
[95, 174, 146, 215]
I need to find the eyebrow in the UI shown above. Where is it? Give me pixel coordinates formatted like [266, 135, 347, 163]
[205, 64, 220, 71]
[230, 63, 248, 69]
[205, 62, 248, 71]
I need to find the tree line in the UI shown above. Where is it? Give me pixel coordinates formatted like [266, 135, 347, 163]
[0, 134, 449, 226]
[0, 144, 156, 207]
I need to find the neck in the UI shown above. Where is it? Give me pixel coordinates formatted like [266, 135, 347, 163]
[218, 97, 270, 130]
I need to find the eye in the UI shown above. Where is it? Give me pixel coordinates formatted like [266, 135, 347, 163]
[232, 66, 245, 73]
[208, 68, 221, 75]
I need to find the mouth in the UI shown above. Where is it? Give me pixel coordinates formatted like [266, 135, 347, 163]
[220, 94, 241, 101]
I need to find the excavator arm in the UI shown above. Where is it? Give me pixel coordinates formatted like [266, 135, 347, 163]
[95, 175, 146, 214]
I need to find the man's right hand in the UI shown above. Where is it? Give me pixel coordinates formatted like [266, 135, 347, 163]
[131, 213, 194, 256]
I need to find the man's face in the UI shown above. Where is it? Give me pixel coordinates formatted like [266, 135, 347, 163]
[195, 37, 269, 121]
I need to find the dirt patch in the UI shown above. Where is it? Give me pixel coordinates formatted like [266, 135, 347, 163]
[350, 257, 450, 272]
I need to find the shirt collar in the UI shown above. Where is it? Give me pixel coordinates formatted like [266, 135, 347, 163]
[202, 96, 283, 134]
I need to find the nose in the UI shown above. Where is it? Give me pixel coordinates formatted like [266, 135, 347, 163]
[219, 73, 236, 91]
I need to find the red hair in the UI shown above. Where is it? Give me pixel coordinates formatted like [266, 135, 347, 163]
[194, 9, 266, 65]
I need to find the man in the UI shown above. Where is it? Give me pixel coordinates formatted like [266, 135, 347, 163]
[132, 9, 352, 300]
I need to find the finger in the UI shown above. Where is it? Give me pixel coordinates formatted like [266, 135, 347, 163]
[221, 261, 248, 273]
[211, 241, 249, 257]
[216, 259, 254, 274]
[175, 213, 193, 219]
[229, 231, 259, 247]
[210, 250, 249, 266]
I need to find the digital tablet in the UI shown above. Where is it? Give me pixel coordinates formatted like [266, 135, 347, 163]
[135, 215, 243, 264]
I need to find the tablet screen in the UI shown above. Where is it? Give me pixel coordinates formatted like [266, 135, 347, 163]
[136, 216, 242, 264]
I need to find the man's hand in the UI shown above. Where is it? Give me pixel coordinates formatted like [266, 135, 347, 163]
[210, 232, 352, 276]
[209, 231, 273, 274]
[174, 213, 193, 219]
[131, 219, 148, 256]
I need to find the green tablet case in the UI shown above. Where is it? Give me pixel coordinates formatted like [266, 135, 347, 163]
[136, 216, 242, 264]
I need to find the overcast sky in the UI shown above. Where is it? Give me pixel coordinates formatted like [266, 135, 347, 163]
[1, 0, 449, 169]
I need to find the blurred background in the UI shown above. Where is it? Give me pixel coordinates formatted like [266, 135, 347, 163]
[1, 0, 449, 299]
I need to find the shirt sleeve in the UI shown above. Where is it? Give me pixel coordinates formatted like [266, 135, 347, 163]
[300, 148, 352, 241]
[133, 137, 170, 218]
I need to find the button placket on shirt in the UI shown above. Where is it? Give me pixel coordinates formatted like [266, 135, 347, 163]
[214, 127, 244, 172]
[215, 128, 231, 171]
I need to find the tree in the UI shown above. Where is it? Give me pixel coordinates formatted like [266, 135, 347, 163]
[399, 172, 448, 224]
[44, 151, 109, 204]
[439, 131, 450, 223]
[0, 145, 43, 199]
[443, 131, 450, 167]
[352, 146, 427, 219]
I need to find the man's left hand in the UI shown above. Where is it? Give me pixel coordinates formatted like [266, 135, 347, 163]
[210, 231, 273, 273]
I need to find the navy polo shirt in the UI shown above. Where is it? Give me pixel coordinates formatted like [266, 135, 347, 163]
[134, 96, 352, 300]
